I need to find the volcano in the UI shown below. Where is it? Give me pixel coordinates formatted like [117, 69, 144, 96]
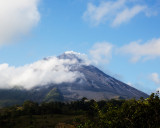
[0, 51, 148, 107]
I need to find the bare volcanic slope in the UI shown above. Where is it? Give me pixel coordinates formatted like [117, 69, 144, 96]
[50, 52, 148, 101]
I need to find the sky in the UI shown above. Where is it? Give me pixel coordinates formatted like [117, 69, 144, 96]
[0, 0, 160, 94]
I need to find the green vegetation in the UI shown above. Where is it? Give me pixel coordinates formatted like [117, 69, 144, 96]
[0, 92, 160, 128]
[44, 88, 64, 102]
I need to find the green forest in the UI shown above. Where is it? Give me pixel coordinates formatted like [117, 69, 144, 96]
[0, 92, 160, 128]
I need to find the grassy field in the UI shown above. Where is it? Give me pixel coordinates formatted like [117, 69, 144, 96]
[1, 114, 83, 128]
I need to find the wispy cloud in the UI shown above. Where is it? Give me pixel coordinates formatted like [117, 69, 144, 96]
[89, 42, 113, 64]
[83, 0, 126, 26]
[112, 5, 146, 27]
[117, 38, 160, 62]
[0, 0, 40, 45]
[83, 0, 149, 27]
[0, 56, 84, 89]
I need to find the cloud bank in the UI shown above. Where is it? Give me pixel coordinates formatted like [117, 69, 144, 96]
[118, 38, 160, 62]
[0, 0, 40, 45]
[0, 55, 84, 90]
[83, 0, 147, 26]
[90, 37, 160, 64]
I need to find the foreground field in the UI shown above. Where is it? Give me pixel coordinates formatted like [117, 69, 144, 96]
[0, 114, 81, 128]
[0, 92, 160, 128]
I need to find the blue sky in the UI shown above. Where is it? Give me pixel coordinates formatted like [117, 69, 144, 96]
[0, 0, 160, 94]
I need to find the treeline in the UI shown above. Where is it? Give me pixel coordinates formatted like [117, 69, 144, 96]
[79, 92, 160, 128]
[0, 92, 160, 128]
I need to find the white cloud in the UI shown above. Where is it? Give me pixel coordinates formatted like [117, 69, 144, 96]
[112, 5, 146, 27]
[0, 55, 84, 90]
[127, 82, 134, 87]
[118, 38, 160, 62]
[83, 0, 147, 26]
[89, 42, 113, 64]
[0, 0, 40, 45]
[150, 73, 160, 84]
[63, 51, 91, 65]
